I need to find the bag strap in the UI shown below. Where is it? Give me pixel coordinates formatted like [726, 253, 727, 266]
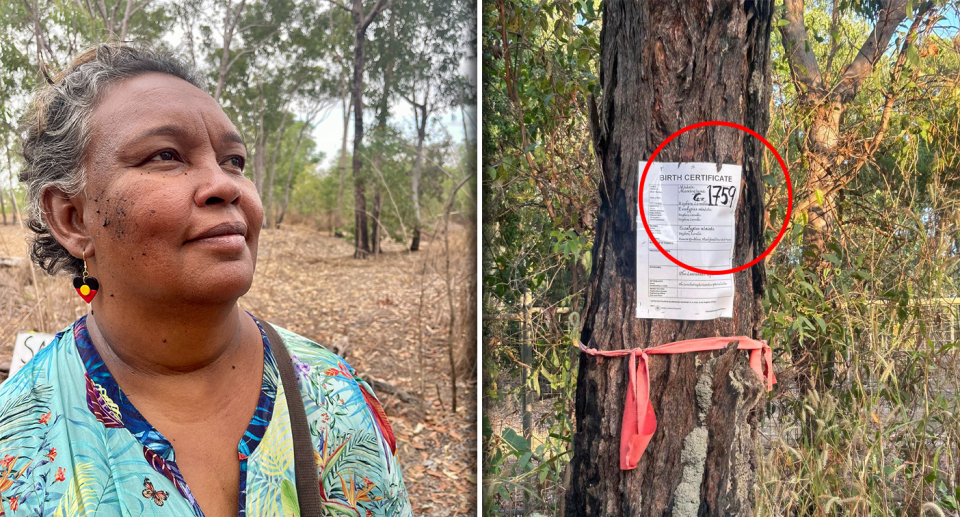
[258, 319, 323, 515]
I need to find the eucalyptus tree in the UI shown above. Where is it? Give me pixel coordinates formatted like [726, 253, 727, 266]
[777, 0, 943, 270]
[327, 0, 392, 258]
[563, 0, 775, 514]
[393, 0, 471, 252]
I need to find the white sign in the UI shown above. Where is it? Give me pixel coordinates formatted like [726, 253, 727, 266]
[636, 161, 741, 320]
[8, 332, 56, 380]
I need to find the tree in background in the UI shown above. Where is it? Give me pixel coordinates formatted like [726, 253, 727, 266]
[327, 0, 392, 258]
[778, 0, 942, 271]
[392, 0, 469, 251]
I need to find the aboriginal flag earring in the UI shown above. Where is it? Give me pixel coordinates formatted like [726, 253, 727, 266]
[73, 252, 99, 303]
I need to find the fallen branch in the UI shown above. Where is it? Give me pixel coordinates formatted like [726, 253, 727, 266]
[366, 376, 424, 407]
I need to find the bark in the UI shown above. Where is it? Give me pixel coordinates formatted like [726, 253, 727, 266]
[344, 0, 392, 258]
[337, 72, 352, 231]
[214, 0, 248, 101]
[3, 133, 20, 225]
[564, 1, 773, 515]
[252, 88, 267, 197]
[0, 188, 7, 225]
[408, 85, 429, 252]
[410, 227, 420, 252]
[375, 12, 396, 129]
[371, 184, 382, 257]
[265, 110, 291, 229]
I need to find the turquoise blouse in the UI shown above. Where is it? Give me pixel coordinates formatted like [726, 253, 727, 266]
[0, 314, 412, 516]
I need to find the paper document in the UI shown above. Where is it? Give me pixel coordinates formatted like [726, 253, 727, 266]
[636, 161, 741, 320]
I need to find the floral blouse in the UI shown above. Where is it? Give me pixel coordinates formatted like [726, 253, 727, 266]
[0, 314, 412, 516]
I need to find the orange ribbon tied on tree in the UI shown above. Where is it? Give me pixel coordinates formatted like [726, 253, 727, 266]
[578, 336, 776, 470]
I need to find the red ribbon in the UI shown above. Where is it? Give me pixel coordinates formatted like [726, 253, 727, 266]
[578, 336, 776, 470]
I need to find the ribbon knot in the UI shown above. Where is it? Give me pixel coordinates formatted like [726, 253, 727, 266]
[579, 336, 776, 470]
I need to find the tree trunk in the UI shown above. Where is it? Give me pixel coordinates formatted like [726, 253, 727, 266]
[347, 0, 390, 258]
[215, 0, 247, 101]
[265, 111, 291, 229]
[409, 95, 427, 252]
[801, 102, 841, 271]
[776, 0, 912, 272]
[337, 77, 352, 232]
[278, 116, 313, 228]
[3, 133, 20, 225]
[253, 83, 267, 197]
[371, 184, 382, 257]
[0, 188, 7, 225]
[564, 1, 773, 515]
[351, 20, 370, 258]
[454, 103, 476, 379]
[410, 227, 420, 252]
[375, 12, 396, 129]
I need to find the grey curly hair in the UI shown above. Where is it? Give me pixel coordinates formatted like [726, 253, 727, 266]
[18, 42, 206, 277]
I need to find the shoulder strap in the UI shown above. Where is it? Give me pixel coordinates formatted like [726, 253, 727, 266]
[258, 319, 323, 516]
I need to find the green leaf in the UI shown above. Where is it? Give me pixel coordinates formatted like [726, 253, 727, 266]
[906, 44, 920, 67]
[519, 451, 533, 470]
[815, 188, 825, 207]
[502, 427, 529, 453]
[776, 18, 790, 27]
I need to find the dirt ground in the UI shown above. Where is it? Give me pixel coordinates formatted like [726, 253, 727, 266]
[0, 222, 477, 515]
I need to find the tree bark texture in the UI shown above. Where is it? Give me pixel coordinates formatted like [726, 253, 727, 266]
[351, 18, 370, 257]
[347, 0, 390, 258]
[564, 1, 773, 516]
[409, 97, 427, 251]
[338, 85, 352, 231]
[371, 183, 382, 257]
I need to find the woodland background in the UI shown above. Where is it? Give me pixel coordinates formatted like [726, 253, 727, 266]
[0, 0, 478, 514]
[483, 0, 960, 515]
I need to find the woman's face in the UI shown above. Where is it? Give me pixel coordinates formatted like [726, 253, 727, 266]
[81, 72, 262, 306]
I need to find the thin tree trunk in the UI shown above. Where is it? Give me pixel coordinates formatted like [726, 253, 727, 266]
[351, 19, 370, 258]
[0, 187, 7, 225]
[375, 12, 396, 129]
[345, 0, 390, 258]
[265, 111, 291, 229]
[214, 0, 247, 101]
[337, 75, 352, 232]
[777, 0, 913, 272]
[119, 0, 151, 42]
[371, 184, 382, 257]
[455, 104, 476, 377]
[253, 100, 267, 197]
[409, 88, 428, 252]
[4, 133, 20, 225]
[278, 115, 315, 227]
[564, 1, 773, 515]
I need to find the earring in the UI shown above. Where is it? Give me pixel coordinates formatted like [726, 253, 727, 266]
[73, 252, 99, 303]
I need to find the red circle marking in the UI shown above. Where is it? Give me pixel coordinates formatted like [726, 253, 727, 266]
[638, 120, 792, 276]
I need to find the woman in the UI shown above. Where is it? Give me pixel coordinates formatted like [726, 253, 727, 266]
[1, 43, 411, 516]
